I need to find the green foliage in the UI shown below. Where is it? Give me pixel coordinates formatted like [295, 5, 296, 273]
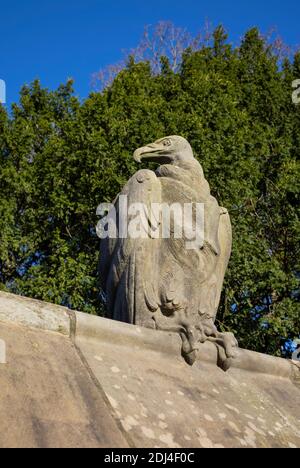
[0, 26, 299, 355]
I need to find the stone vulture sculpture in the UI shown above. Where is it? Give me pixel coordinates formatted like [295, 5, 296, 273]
[99, 136, 238, 370]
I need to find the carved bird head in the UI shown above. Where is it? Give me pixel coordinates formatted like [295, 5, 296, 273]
[134, 136, 194, 165]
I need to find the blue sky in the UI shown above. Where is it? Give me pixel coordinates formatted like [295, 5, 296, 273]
[1, 0, 299, 106]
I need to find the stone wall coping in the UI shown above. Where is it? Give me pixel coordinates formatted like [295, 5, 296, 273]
[0, 291, 298, 385]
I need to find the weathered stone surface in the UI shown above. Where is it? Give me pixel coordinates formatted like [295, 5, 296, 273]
[100, 136, 237, 368]
[0, 291, 70, 335]
[0, 317, 128, 448]
[75, 312, 300, 449]
[0, 292, 299, 448]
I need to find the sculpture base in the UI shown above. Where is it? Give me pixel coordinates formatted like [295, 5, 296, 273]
[0, 291, 299, 448]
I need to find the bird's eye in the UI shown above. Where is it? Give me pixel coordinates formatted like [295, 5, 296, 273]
[163, 139, 172, 147]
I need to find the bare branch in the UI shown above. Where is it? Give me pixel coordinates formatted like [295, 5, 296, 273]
[92, 21, 212, 90]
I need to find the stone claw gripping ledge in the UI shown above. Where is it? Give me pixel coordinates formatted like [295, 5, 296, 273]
[153, 309, 238, 371]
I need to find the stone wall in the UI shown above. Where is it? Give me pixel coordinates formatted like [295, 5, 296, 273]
[0, 291, 299, 448]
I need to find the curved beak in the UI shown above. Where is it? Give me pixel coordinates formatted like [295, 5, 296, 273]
[134, 142, 173, 164]
[133, 143, 161, 163]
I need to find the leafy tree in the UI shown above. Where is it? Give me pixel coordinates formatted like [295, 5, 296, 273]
[0, 23, 299, 356]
